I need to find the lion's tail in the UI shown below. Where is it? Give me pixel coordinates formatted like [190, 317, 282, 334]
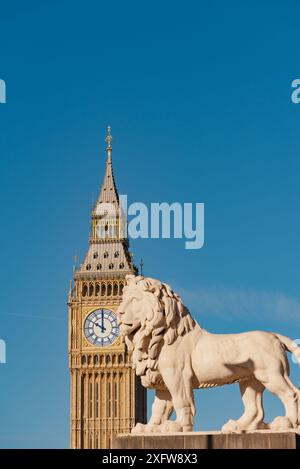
[274, 333, 300, 366]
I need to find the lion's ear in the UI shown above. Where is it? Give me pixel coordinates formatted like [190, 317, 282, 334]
[125, 274, 136, 286]
[126, 274, 145, 287]
[146, 278, 162, 296]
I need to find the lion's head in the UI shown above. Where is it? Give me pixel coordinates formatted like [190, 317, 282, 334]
[117, 275, 195, 388]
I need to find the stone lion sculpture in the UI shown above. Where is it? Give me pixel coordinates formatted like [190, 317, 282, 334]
[117, 275, 300, 433]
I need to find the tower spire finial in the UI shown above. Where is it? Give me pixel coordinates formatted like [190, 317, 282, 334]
[105, 126, 112, 151]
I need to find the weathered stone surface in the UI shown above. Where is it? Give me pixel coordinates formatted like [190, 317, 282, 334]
[117, 276, 300, 435]
[112, 431, 300, 449]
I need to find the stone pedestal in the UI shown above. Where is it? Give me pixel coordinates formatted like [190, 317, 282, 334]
[112, 431, 300, 449]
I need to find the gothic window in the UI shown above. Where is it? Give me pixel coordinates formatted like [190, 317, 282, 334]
[109, 226, 116, 238]
[89, 380, 93, 418]
[107, 283, 112, 296]
[100, 373, 105, 417]
[119, 262, 124, 269]
[96, 263, 102, 271]
[94, 355, 99, 365]
[81, 375, 85, 418]
[104, 251, 109, 258]
[101, 283, 106, 296]
[107, 381, 111, 418]
[119, 283, 124, 295]
[114, 251, 119, 258]
[95, 379, 99, 418]
[109, 263, 114, 270]
[89, 432, 93, 449]
[95, 283, 100, 296]
[93, 252, 98, 259]
[114, 379, 118, 417]
[86, 263, 91, 271]
[82, 355, 86, 365]
[112, 354, 116, 365]
[89, 284, 94, 296]
[98, 226, 105, 238]
[82, 284, 88, 297]
[118, 354, 123, 364]
[113, 283, 118, 296]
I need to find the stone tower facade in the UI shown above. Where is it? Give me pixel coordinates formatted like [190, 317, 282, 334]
[68, 128, 147, 449]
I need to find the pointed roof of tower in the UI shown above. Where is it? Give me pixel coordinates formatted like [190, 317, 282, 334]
[96, 126, 119, 205]
[74, 126, 137, 278]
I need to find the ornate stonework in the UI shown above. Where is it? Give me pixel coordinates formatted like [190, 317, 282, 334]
[68, 128, 146, 449]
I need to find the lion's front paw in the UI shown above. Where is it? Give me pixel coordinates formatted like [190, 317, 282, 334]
[131, 423, 160, 434]
[221, 419, 242, 433]
[131, 423, 146, 434]
[160, 420, 183, 433]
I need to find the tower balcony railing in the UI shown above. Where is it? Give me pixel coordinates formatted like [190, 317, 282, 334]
[89, 235, 128, 244]
[73, 270, 134, 280]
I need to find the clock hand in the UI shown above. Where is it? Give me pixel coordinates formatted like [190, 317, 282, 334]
[96, 322, 106, 332]
[101, 310, 104, 330]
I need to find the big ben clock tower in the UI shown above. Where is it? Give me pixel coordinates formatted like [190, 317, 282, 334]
[68, 127, 146, 449]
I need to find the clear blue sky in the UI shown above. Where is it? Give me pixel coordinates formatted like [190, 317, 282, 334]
[0, 1, 300, 448]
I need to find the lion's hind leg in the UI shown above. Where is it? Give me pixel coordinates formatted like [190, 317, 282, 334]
[222, 378, 266, 433]
[285, 377, 300, 426]
[254, 370, 298, 430]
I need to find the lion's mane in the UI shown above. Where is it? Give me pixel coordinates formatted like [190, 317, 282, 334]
[122, 275, 196, 388]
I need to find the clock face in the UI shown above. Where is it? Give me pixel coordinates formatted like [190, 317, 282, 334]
[84, 309, 119, 347]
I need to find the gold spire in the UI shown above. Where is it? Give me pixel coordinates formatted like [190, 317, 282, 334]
[105, 125, 112, 163]
[105, 125, 112, 153]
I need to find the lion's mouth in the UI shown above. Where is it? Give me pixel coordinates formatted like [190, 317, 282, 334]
[120, 322, 140, 337]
